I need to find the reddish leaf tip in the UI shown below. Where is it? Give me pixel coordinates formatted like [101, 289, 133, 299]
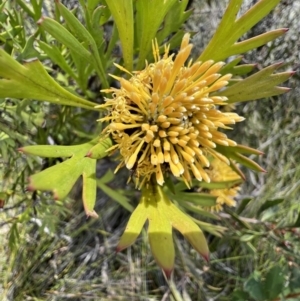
[85, 151, 92, 158]
[53, 191, 60, 200]
[275, 61, 284, 68]
[27, 184, 35, 192]
[86, 210, 99, 218]
[17, 147, 24, 153]
[163, 268, 173, 279]
[202, 253, 210, 263]
[116, 244, 126, 253]
[282, 28, 289, 32]
[37, 17, 45, 25]
[289, 71, 296, 77]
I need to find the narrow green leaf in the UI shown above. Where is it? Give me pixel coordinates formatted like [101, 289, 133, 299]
[135, 0, 176, 69]
[0, 48, 97, 109]
[82, 159, 98, 217]
[233, 0, 281, 41]
[38, 41, 77, 79]
[97, 181, 133, 212]
[117, 201, 147, 251]
[236, 198, 252, 215]
[225, 208, 252, 230]
[216, 145, 265, 172]
[38, 17, 91, 61]
[179, 202, 220, 220]
[104, 0, 134, 71]
[230, 152, 265, 172]
[156, 0, 192, 44]
[229, 29, 287, 57]
[55, 1, 109, 87]
[148, 204, 175, 278]
[173, 192, 217, 207]
[97, 169, 115, 185]
[257, 198, 285, 216]
[19, 139, 98, 158]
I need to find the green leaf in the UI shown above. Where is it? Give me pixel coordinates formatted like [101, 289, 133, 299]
[156, 186, 209, 262]
[179, 202, 220, 220]
[55, 1, 109, 88]
[17, 34, 41, 61]
[82, 159, 98, 218]
[240, 234, 255, 242]
[216, 144, 265, 173]
[0, 48, 97, 109]
[199, 0, 283, 62]
[28, 156, 88, 200]
[38, 17, 92, 62]
[219, 63, 292, 103]
[290, 266, 300, 292]
[135, 0, 176, 69]
[38, 41, 77, 79]
[174, 178, 243, 192]
[97, 181, 133, 212]
[244, 271, 266, 301]
[85, 138, 113, 159]
[20, 138, 112, 216]
[264, 265, 285, 300]
[148, 199, 175, 278]
[236, 198, 252, 214]
[225, 208, 252, 230]
[104, 0, 134, 71]
[19, 139, 98, 158]
[257, 198, 285, 216]
[116, 200, 147, 251]
[232, 289, 251, 301]
[156, 0, 192, 44]
[172, 192, 217, 207]
[97, 169, 115, 185]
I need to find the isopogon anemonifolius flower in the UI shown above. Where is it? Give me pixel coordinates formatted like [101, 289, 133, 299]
[98, 33, 244, 188]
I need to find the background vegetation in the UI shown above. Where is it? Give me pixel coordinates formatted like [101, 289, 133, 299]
[1, 0, 300, 300]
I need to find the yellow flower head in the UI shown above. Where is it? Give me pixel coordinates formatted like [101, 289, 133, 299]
[208, 158, 241, 211]
[98, 34, 244, 187]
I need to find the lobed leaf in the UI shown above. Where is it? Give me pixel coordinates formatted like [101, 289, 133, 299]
[21, 138, 113, 216]
[55, 1, 109, 87]
[0, 48, 97, 109]
[156, 186, 209, 262]
[219, 63, 293, 103]
[28, 156, 87, 200]
[199, 0, 283, 62]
